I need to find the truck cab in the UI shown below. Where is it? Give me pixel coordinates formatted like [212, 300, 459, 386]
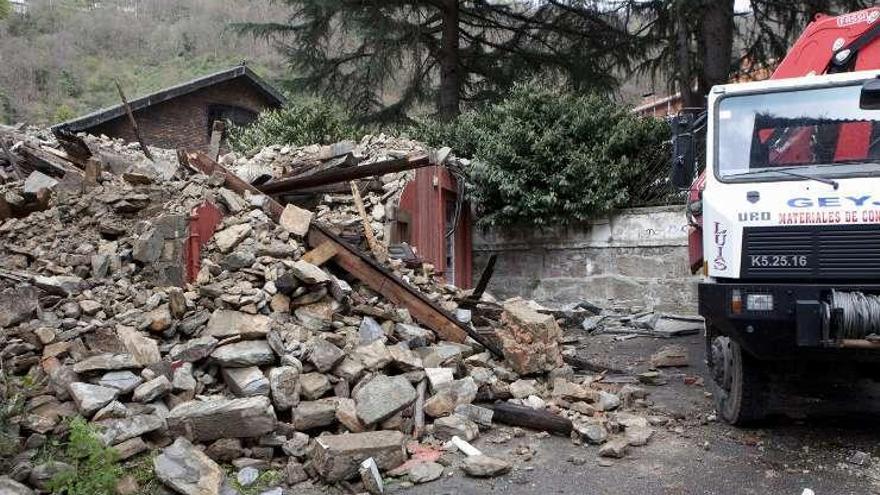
[676, 70, 880, 423]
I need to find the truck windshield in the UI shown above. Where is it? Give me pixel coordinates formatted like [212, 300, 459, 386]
[716, 83, 880, 181]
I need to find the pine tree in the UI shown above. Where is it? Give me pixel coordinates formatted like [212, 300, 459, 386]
[235, 1, 635, 122]
[625, 0, 872, 108]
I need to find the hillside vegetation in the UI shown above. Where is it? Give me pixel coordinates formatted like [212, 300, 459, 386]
[0, 0, 286, 125]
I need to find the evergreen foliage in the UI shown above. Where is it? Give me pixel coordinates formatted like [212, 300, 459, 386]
[418, 82, 671, 227]
[235, 1, 636, 121]
[228, 97, 363, 151]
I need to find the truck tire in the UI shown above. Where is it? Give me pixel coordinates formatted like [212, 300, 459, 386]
[711, 337, 766, 425]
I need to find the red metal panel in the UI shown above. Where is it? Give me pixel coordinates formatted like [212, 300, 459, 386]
[398, 166, 473, 288]
[186, 201, 223, 283]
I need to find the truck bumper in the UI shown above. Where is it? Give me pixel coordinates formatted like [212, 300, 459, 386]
[699, 281, 880, 361]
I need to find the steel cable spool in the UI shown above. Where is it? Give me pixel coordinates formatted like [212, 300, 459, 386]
[829, 290, 880, 339]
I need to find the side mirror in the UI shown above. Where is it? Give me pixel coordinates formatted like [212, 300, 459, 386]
[670, 131, 695, 190]
[860, 78, 880, 110]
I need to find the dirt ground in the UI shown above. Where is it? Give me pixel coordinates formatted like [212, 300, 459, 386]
[389, 332, 880, 495]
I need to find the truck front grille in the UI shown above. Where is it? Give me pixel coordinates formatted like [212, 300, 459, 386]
[742, 225, 880, 279]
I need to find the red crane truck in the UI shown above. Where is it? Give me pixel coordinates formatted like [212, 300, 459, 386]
[670, 6, 880, 423]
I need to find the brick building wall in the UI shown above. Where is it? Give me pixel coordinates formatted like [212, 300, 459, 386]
[87, 78, 276, 153]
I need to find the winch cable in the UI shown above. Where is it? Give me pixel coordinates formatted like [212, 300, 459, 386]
[829, 290, 880, 339]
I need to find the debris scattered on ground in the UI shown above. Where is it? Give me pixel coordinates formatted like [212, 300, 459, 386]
[0, 126, 674, 494]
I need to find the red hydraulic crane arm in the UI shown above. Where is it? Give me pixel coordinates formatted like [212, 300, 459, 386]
[688, 6, 880, 273]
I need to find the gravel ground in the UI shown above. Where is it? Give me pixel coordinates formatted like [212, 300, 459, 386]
[393, 332, 880, 495]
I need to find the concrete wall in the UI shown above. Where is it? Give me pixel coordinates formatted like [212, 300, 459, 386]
[472, 205, 698, 313]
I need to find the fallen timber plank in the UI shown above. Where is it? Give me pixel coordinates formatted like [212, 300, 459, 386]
[484, 402, 573, 436]
[301, 241, 338, 266]
[184, 151, 501, 356]
[460, 254, 497, 309]
[258, 154, 432, 194]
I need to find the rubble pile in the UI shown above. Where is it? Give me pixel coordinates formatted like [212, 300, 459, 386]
[0, 127, 669, 495]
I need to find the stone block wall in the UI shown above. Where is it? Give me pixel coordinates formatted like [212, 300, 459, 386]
[472, 205, 698, 313]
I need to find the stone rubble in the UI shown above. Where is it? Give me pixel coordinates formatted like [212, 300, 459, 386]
[0, 129, 673, 495]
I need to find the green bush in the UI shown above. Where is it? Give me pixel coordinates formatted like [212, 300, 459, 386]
[417, 82, 671, 227]
[49, 417, 123, 495]
[228, 97, 363, 152]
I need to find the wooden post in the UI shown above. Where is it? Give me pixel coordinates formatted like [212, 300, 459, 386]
[350, 180, 387, 262]
[209, 120, 225, 162]
[114, 80, 154, 161]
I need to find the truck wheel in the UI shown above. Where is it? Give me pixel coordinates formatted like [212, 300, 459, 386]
[710, 336, 766, 425]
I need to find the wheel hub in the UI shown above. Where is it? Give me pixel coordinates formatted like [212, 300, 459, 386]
[710, 336, 734, 394]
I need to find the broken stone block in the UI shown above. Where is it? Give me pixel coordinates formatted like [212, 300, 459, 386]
[497, 299, 563, 375]
[291, 260, 330, 284]
[308, 339, 345, 372]
[359, 457, 383, 495]
[333, 357, 365, 383]
[210, 340, 275, 367]
[575, 423, 608, 445]
[205, 438, 244, 463]
[68, 382, 119, 417]
[388, 344, 423, 371]
[0, 286, 38, 328]
[294, 300, 336, 331]
[650, 344, 689, 368]
[461, 455, 511, 477]
[268, 366, 300, 411]
[354, 374, 417, 426]
[153, 437, 225, 495]
[97, 371, 142, 394]
[169, 336, 218, 362]
[204, 310, 272, 339]
[394, 323, 434, 348]
[359, 317, 384, 345]
[172, 362, 197, 392]
[596, 391, 621, 412]
[425, 367, 454, 392]
[453, 404, 494, 427]
[95, 414, 165, 445]
[355, 340, 392, 370]
[222, 367, 270, 397]
[0, 475, 34, 495]
[29, 461, 74, 490]
[112, 437, 148, 460]
[132, 376, 171, 403]
[294, 400, 338, 430]
[166, 396, 277, 442]
[310, 430, 407, 482]
[335, 398, 366, 433]
[300, 372, 331, 400]
[551, 378, 597, 402]
[625, 425, 654, 447]
[433, 414, 479, 441]
[143, 305, 172, 333]
[214, 223, 251, 253]
[424, 377, 478, 417]
[279, 204, 313, 237]
[510, 379, 538, 399]
[408, 461, 444, 484]
[598, 437, 629, 458]
[117, 326, 161, 366]
[132, 228, 163, 263]
[282, 432, 311, 458]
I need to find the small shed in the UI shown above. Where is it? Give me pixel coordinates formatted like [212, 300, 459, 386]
[52, 65, 285, 153]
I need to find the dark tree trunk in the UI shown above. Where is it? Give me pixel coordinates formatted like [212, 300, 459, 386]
[698, 0, 735, 100]
[438, 0, 461, 120]
[676, 25, 700, 109]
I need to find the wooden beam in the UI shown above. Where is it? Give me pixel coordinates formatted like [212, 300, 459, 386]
[484, 402, 573, 436]
[301, 241, 338, 266]
[462, 254, 497, 308]
[209, 120, 225, 162]
[258, 154, 432, 194]
[114, 80, 154, 162]
[185, 151, 285, 221]
[307, 225, 501, 355]
[350, 180, 386, 262]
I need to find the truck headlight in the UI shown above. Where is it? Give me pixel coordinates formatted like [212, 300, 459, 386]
[746, 293, 774, 311]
